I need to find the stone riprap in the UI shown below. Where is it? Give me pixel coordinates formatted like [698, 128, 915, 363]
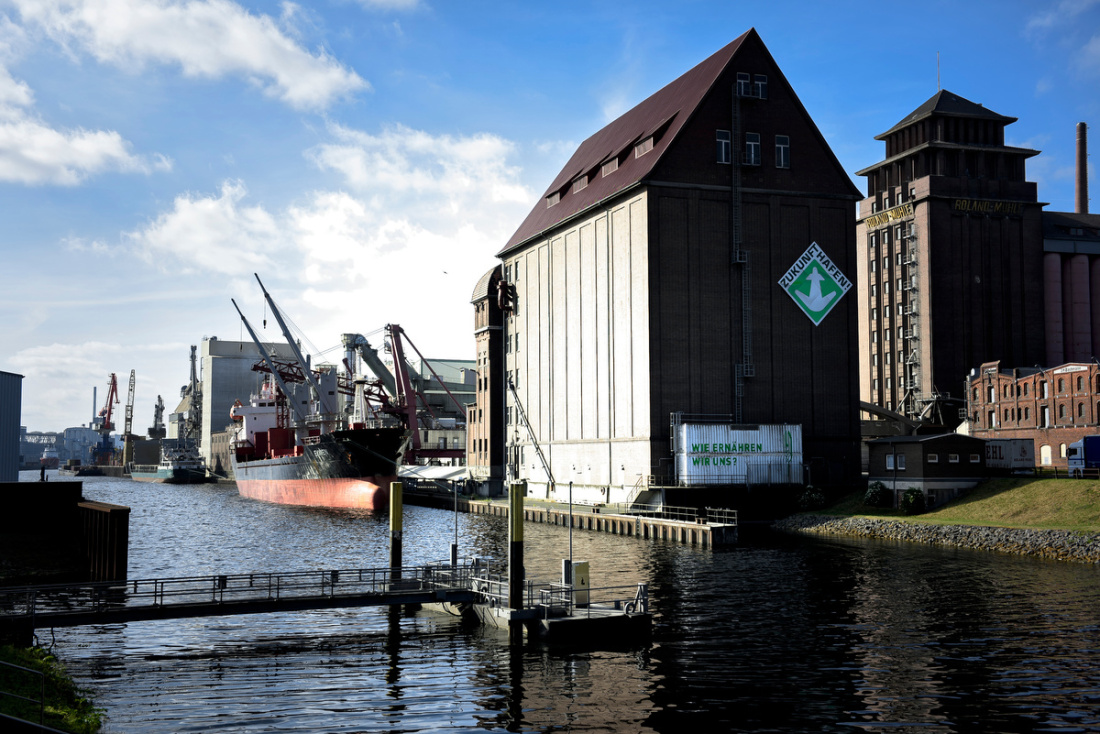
[774, 514, 1100, 564]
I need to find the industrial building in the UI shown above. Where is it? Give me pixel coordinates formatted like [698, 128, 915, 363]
[0, 371, 22, 481]
[494, 28, 863, 504]
[965, 359, 1100, 469]
[856, 90, 1047, 425]
[467, 266, 506, 495]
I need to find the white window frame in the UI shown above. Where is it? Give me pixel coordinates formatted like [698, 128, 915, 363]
[775, 134, 789, 168]
[716, 130, 731, 164]
[744, 132, 761, 166]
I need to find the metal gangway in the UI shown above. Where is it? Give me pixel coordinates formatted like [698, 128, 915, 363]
[0, 560, 490, 631]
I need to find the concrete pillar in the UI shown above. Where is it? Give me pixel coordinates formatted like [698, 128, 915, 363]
[1045, 253, 1065, 365]
[508, 481, 525, 645]
[390, 481, 403, 580]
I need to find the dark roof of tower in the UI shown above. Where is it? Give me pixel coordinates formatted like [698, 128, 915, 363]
[498, 29, 756, 255]
[876, 90, 1016, 139]
[470, 265, 501, 303]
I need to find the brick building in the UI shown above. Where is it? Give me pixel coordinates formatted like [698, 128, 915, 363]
[494, 28, 862, 503]
[856, 91, 1046, 425]
[966, 359, 1100, 468]
[466, 266, 506, 495]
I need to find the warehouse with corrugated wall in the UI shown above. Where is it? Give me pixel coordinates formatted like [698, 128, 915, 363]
[0, 371, 23, 482]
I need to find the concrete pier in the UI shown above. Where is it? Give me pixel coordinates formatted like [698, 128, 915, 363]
[405, 491, 738, 547]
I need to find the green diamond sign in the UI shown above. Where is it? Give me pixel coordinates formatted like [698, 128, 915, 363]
[779, 242, 851, 325]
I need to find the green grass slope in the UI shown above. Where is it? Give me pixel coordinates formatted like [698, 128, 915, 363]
[821, 478, 1100, 533]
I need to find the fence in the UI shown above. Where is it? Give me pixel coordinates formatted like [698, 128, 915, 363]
[0, 659, 44, 727]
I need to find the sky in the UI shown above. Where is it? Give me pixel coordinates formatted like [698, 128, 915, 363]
[2, 0, 1098, 433]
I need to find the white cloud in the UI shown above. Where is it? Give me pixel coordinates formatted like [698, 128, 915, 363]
[1026, 0, 1100, 33]
[0, 111, 172, 184]
[118, 125, 535, 357]
[0, 15, 171, 185]
[357, 0, 421, 10]
[10, 0, 368, 110]
[126, 180, 287, 274]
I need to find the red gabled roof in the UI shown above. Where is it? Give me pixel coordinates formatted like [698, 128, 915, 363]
[499, 29, 753, 256]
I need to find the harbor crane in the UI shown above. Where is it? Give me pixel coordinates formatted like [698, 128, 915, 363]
[91, 373, 119, 465]
[122, 370, 137, 466]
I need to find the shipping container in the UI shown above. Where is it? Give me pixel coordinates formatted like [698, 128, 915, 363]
[983, 438, 1034, 471]
[672, 417, 802, 485]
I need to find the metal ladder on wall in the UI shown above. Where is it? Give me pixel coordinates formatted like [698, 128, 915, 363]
[731, 84, 754, 423]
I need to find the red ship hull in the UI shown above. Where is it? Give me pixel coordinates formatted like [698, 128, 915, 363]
[236, 474, 393, 510]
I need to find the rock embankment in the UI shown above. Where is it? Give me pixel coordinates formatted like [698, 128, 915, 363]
[774, 515, 1100, 564]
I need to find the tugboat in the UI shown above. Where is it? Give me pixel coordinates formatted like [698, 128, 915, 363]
[130, 439, 208, 484]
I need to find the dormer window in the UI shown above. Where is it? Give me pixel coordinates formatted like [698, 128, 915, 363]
[601, 158, 618, 177]
[546, 191, 560, 208]
[572, 175, 588, 194]
[635, 136, 654, 157]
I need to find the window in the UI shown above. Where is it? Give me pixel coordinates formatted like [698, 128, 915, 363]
[1058, 378, 1065, 393]
[886, 453, 905, 470]
[1023, 383, 1029, 396]
[1059, 403, 1066, 419]
[928, 453, 939, 463]
[1061, 443, 1068, 458]
[716, 130, 731, 164]
[1078, 376, 1085, 391]
[601, 158, 618, 176]
[872, 330, 878, 343]
[970, 454, 981, 463]
[1024, 407, 1030, 420]
[871, 260, 877, 273]
[871, 308, 878, 321]
[1040, 444, 1052, 465]
[754, 74, 768, 99]
[572, 175, 587, 193]
[736, 72, 751, 97]
[1041, 381, 1048, 398]
[744, 132, 761, 165]
[948, 454, 960, 463]
[775, 135, 790, 168]
[871, 284, 877, 298]
[635, 136, 654, 157]
[873, 354, 879, 367]
[546, 191, 560, 207]
[1079, 402, 1085, 418]
[885, 352, 892, 365]
[886, 377, 892, 389]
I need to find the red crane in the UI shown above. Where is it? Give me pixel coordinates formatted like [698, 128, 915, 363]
[92, 373, 120, 465]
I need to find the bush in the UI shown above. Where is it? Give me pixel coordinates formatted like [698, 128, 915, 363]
[901, 487, 927, 515]
[798, 485, 826, 511]
[864, 481, 891, 508]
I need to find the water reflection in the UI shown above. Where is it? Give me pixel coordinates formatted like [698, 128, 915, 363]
[36, 476, 1100, 732]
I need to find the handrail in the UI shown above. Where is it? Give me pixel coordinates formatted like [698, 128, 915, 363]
[0, 659, 45, 726]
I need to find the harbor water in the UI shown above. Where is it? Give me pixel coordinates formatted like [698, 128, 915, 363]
[22, 471, 1100, 732]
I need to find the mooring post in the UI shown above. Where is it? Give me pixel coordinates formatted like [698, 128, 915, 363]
[390, 481, 403, 581]
[508, 481, 526, 645]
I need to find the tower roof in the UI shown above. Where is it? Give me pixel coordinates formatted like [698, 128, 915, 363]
[876, 90, 1016, 140]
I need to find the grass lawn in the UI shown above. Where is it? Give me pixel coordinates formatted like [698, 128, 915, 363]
[0, 645, 102, 733]
[820, 477, 1100, 533]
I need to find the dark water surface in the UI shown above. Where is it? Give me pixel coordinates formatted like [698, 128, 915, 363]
[30, 472, 1100, 732]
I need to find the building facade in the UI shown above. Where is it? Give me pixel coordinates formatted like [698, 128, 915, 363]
[966, 359, 1100, 469]
[467, 266, 506, 495]
[856, 91, 1046, 424]
[0, 371, 22, 481]
[496, 29, 862, 503]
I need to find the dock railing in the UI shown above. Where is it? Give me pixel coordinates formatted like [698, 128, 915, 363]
[0, 560, 491, 623]
[601, 503, 738, 525]
[469, 573, 648, 619]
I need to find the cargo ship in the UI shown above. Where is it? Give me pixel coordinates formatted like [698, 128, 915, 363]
[130, 440, 208, 484]
[228, 276, 419, 511]
[40, 446, 59, 470]
[229, 381, 406, 509]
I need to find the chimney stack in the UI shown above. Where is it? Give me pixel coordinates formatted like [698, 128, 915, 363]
[1077, 122, 1089, 214]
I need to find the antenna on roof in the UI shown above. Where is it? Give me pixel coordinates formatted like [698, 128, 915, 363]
[937, 52, 941, 91]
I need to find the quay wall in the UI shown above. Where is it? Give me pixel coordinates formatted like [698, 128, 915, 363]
[405, 492, 736, 547]
[774, 514, 1100, 564]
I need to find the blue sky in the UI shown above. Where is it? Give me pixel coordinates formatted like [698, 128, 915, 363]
[2, 0, 1098, 432]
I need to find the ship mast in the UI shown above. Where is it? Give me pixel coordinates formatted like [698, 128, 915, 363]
[231, 298, 307, 425]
